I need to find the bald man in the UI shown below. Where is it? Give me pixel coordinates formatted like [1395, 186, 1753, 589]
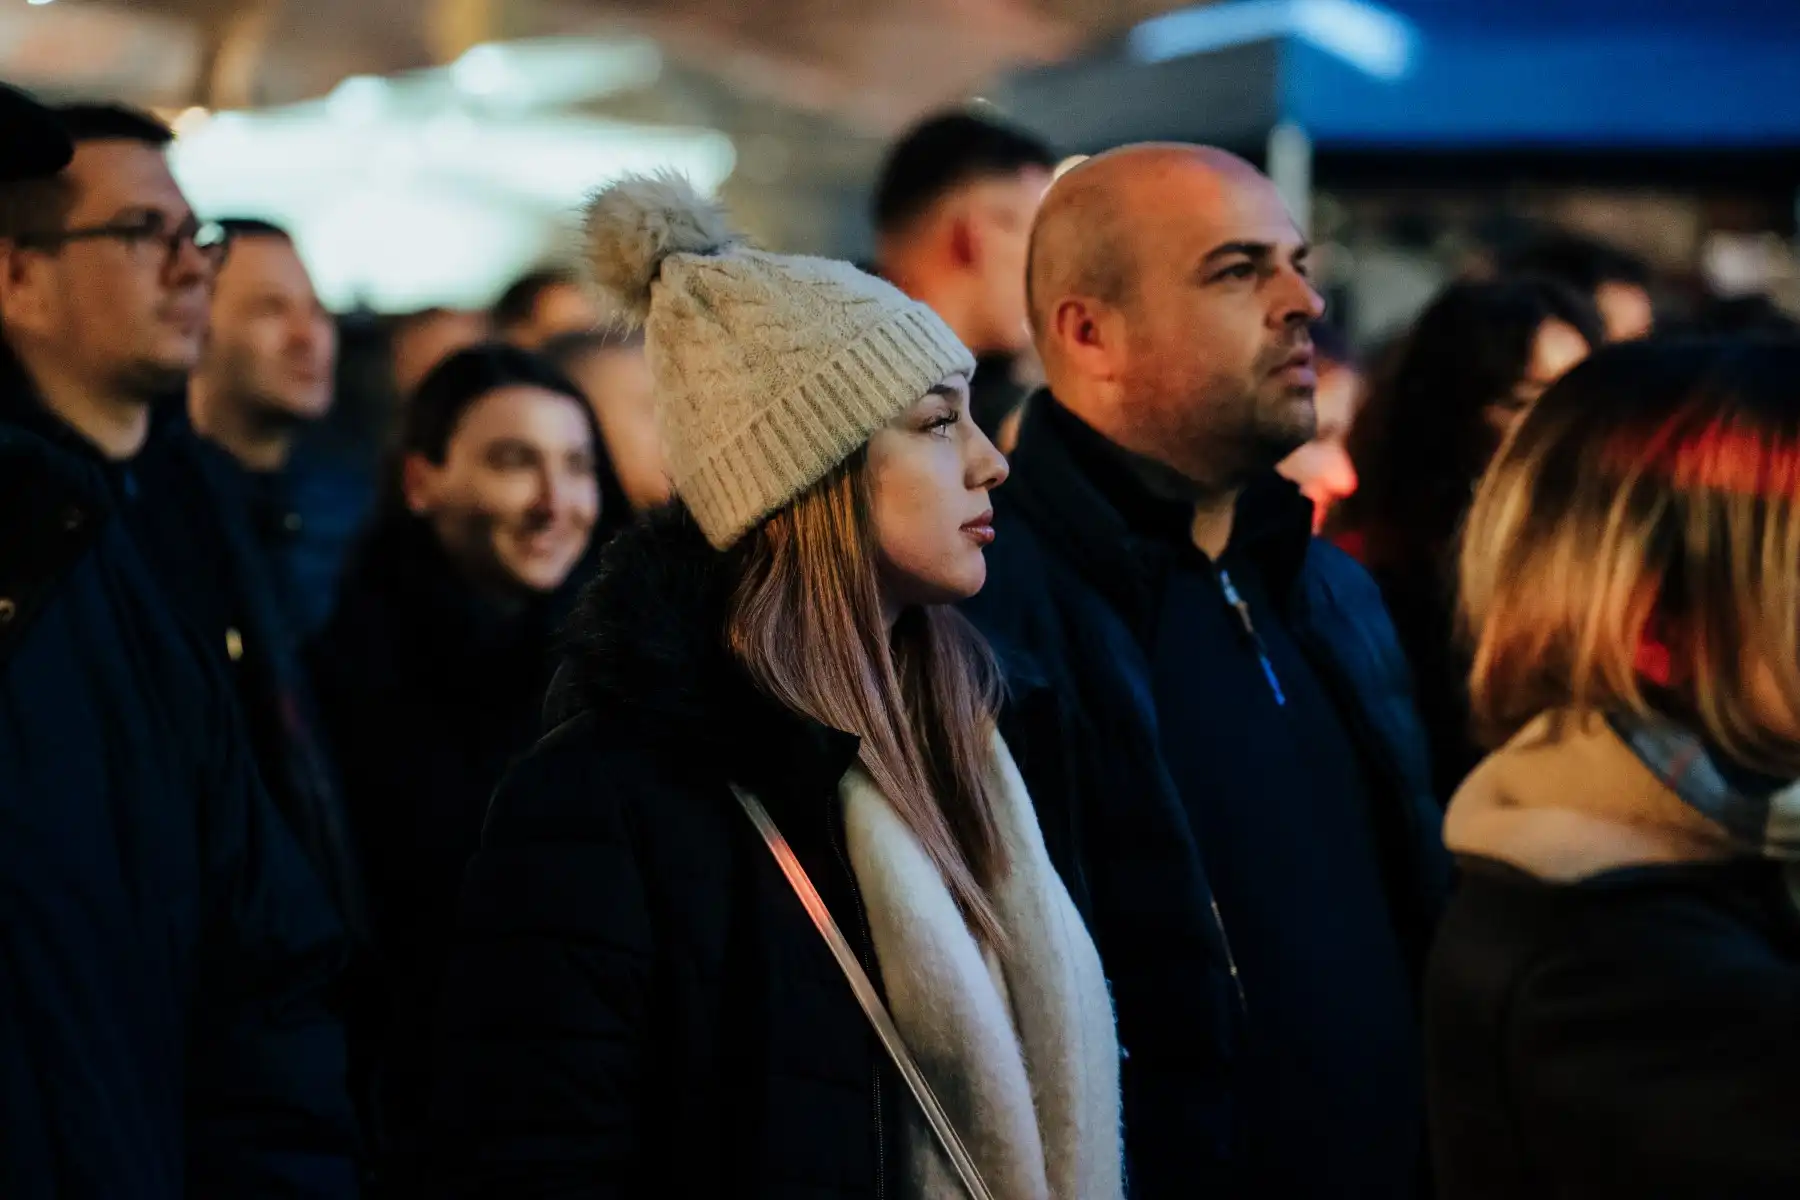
[965, 146, 1447, 1197]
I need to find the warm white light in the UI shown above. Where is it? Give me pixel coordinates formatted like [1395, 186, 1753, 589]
[169, 105, 735, 310]
[422, 111, 479, 153]
[448, 38, 663, 111]
[27, 0, 57, 7]
[167, 36, 723, 310]
[172, 106, 211, 138]
[304, 188, 542, 311]
[452, 44, 510, 97]
[326, 75, 387, 125]
[1054, 155, 1089, 180]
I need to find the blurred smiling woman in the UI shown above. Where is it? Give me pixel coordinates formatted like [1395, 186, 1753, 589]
[309, 343, 629, 1192]
[1425, 338, 1800, 1199]
[429, 177, 1123, 1200]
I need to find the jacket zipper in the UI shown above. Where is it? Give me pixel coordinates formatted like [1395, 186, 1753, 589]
[1216, 568, 1288, 708]
[1212, 566, 1260, 1015]
[1217, 567, 1286, 707]
[829, 811, 886, 1200]
[1210, 897, 1248, 1015]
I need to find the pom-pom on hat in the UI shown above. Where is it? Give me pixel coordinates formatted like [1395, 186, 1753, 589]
[584, 172, 975, 549]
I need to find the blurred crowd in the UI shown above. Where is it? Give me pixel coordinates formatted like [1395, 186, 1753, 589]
[3, 73, 1799, 1200]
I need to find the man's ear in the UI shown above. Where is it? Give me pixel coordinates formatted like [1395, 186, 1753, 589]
[401, 452, 439, 516]
[1050, 294, 1124, 383]
[0, 242, 51, 333]
[947, 205, 980, 270]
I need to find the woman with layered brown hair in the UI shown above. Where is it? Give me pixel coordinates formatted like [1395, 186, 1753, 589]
[1425, 337, 1800, 1199]
[428, 177, 1124, 1199]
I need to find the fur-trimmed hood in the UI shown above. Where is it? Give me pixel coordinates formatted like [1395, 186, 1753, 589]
[545, 502, 859, 807]
[549, 502, 739, 730]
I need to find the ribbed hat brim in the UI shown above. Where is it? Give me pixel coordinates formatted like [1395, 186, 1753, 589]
[682, 306, 976, 548]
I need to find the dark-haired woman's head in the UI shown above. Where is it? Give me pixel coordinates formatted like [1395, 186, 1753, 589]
[400, 343, 601, 599]
[1463, 337, 1800, 773]
[1340, 278, 1601, 563]
[1500, 231, 1654, 342]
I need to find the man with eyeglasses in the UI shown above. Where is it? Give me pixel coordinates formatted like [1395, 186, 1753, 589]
[0, 84, 359, 1197]
[0, 105, 226, 452]
[0, 104, 366, 943]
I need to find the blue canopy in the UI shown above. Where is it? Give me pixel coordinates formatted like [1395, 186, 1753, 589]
[1001, 0, 1800, 151]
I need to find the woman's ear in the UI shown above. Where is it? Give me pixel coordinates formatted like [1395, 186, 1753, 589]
[401, 453, 439, 517]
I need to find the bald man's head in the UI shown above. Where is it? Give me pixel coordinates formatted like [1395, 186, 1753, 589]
[1026, 145, 1265, 337]
[1024, 143, 1325, 492]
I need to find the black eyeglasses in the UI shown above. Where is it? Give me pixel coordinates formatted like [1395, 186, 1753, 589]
[17, 211, 230, 272]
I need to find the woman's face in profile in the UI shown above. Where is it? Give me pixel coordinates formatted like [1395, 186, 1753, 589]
[863, 375, 1009, 618]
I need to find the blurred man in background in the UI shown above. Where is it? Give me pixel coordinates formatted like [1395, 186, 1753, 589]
[543, 326, 671, 513]
[1502, 230, 1655, 341]
[391, 306, 488, 400]
[967, 144, 1447, 1198]
[192, 218, 371, 637]
[192, 220, 336, 473]
[492, 267, 600, 349]
[873, 110, 1056, 439]
[0, 103, 362, 933]
[0, 81, 358, 1198]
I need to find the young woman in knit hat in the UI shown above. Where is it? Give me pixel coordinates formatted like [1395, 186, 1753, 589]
[1425, 338, 1800, 1198]
[429, 176, 1124, 1199]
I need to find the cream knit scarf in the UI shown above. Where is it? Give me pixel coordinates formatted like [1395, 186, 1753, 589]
[840, 731, 1124, 1200]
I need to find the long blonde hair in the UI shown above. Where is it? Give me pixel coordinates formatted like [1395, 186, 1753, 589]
[726, 449, 1010, 945]
[1461, 339, 1800, 775]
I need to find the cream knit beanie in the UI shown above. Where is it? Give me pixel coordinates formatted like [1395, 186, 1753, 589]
[584, 174, 976, 549]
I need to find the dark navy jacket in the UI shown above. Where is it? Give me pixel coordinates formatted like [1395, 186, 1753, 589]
[963, 395, 1451, 1196]
[0, 424, 358, 1197]
[224, 441, 377, 642]
[0, 351, 364, 934]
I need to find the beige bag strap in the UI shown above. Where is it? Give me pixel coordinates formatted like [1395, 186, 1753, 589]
[731, 784, 997, 1200]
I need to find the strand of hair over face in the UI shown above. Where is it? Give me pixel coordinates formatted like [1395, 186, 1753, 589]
[725, 456, 1010, 946]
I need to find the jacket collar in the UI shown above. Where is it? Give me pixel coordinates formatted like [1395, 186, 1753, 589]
[344, 512, 574, 698]
[1444, 710, 1754, 883]
[0, 341, 187, 475]
[0, 344, 71, 451]
[552, 504, 861, 819]
[1006, 392, 1316, 628]
[0, 423, 110, 666]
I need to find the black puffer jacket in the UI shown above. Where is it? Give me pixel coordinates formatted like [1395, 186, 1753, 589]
[1431, 857, 1800, 1200]
[311, 514, 604, 1190]
[1427, 715, 1800, 1199]
[0, 352, 362, 932]
[428, 506, 909, 1198]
